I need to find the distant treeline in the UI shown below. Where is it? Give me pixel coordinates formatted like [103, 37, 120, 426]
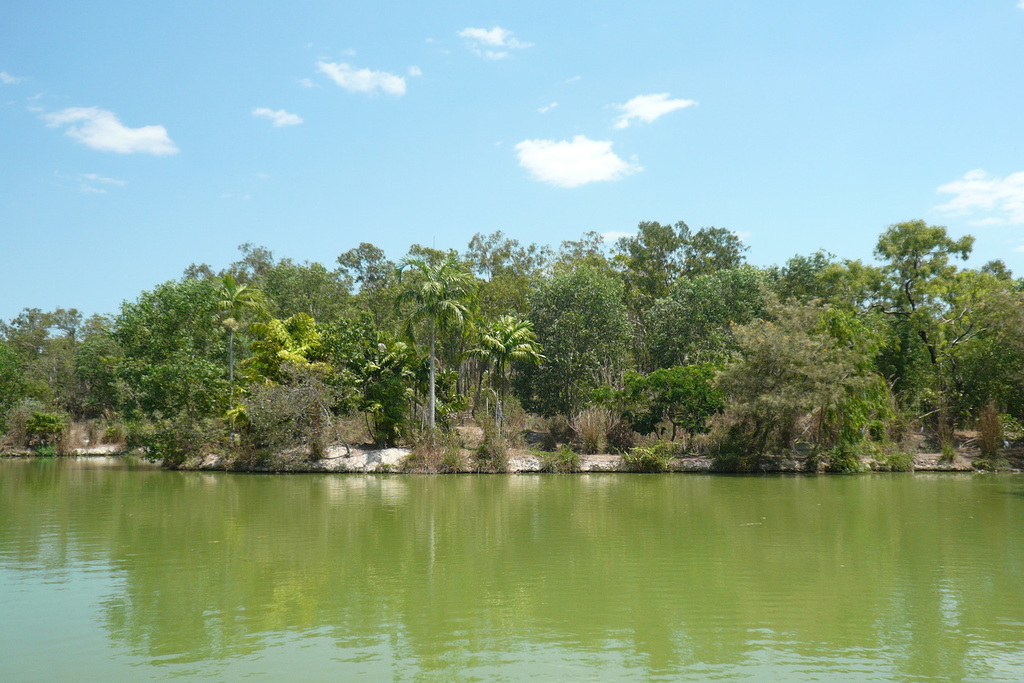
[2, 219, 1022, 471]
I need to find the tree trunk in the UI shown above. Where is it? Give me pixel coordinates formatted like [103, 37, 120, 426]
[428, 326, 436, 435]
[228, 328, 235, 400]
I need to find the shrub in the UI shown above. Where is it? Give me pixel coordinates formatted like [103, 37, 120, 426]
[475, 424, 509, 473]
[825, 444, 867, 473]
[240, 363, 338, 461]
[605, 419, 637, 454]
[623, 442, 675, 473]
[978, 402, 1002, 458]
[25, 412, 68, 449]
[132, 418, 226, 468]
[538, 446, 582, 473]
[405, 430, 464, 473]
[870, 450, 915, 472]
[572, 406, 614, 454]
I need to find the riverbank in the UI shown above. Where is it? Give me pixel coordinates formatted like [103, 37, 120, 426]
[5, 443, 1021, 473]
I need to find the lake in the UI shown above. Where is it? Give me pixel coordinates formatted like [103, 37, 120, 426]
[2, 457, 1022, 681]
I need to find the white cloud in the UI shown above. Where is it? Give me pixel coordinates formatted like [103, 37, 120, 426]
[299, 77, 318, 88]
[613, 93, 697, 129]
[538, 102, 558, 114]
[601, 230, 634, 243]
[42, 107, 179, 155]
[458, 26, 532, 59]
[81, 172, 126, 186]
[252, 107, 303, 127]
[316, 61, 406, 95]
[566, 76, 581, 84]
[408, 65, 422, 77]
[1, 71, 23, 85]
[935, 169, 1024, 225]
[515, 135, 642, 188]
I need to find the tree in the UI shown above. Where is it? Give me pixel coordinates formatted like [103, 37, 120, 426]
[622, 365, 723, 446]
[518, 264, 630, 417]
[871, 220, 977, 431]
[113, 279, 227, 421]
[216, 273, 266, 403]
[470, 315, 544, 430]
[396, 256, 476, 433]
[682, 226, 748, 275]
[717, 304, 890, 457]
[648, 266, 769, 368]
[0, 340, 25, 431]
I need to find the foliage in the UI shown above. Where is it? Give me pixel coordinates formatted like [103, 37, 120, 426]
[978, 401, 1002, 459]
[25, 411, 67, 448]
[621, 365, 724, 446]
[622, 442, 676, 473]
[131, 417, 225, 468]
[244, 313, 328, 383]
[397, 255, 477, 432]
[0, 340, 25, 431]
[648, 266, 769, 368]
[113, 278, 227, 421]
[475, 423, 510, 472]
[518, 264, 630, 417]
[329, 318, 421, 446]
[470, 315, 544, 431]
[869, 449, 915, 472]
[538, 446, 582, 473]
[716, 304, 891, 456]
[571, 406, 615, 454]
[238, 363, 338, 460]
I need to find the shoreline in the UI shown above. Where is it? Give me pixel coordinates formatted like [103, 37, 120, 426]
[3, 444, 1021, 474]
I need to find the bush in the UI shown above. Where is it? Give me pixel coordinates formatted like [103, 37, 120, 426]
[572, 406, 614, 454]
[239, 363, 338, 461]
[870, 449, 915, 472]
[475, 425, 509, 473]
[131, 418, 226, 468]
[538, 446, 582, 473]
[25, 412, 68, 449]
[978, 402, 1002, 458]
[623, 442, 675, 473]
[404, 430, 465, 473]
[825, 444, 867, 473]
[605, 419, 637, 454]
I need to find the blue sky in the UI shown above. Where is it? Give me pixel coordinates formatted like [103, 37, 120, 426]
[2, 1, 1023, 321]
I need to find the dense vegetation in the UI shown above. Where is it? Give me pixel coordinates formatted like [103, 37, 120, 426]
[2, 220, 1023, 471]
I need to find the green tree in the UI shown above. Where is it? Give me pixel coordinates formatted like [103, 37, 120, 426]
[113, 279, 228, 421]
[0, 340, 25, 431]
[717, 304, 890, 457]
[622, 365, 724, 445]
[518, 264, 630, 417]
[396, 256, 476, 433]
[683, 226, 748, 276]
[648, 266, 769, 368]
[470, 315, 545, 429]
[216, 273, 267, 402]
[871, 220, 976, 430]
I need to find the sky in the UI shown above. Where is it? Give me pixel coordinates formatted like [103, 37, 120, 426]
[2, 1, 1023, 321]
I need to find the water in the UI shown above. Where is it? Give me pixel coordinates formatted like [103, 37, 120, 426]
[2, 457, 1023, 681]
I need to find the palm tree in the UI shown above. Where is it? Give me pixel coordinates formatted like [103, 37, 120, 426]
[396, 256, 476, 433]
[216, 273, 267, 402]
[471, 315, 545, 430]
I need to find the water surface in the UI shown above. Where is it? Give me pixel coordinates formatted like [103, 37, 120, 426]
[2, 458, 1022, 680]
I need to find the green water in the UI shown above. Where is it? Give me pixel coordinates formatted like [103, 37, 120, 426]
[1, 458, 1022, 681]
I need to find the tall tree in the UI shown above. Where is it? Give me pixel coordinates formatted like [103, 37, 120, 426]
[396, 256, 476, 433]
[470, 315, 545, 429]
[518, 264, 630, 417]
[216, 274, 266, 402]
